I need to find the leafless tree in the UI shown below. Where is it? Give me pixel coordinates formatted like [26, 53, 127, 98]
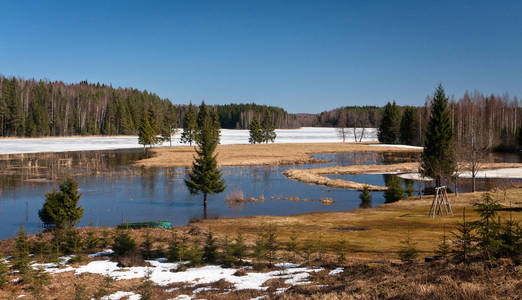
[336, 110, 348, 142]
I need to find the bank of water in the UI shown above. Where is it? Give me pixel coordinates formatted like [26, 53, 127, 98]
[0, 149, 519, 239]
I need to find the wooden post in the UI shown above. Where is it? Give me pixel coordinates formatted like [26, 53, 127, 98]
[429, 186, 453, 218]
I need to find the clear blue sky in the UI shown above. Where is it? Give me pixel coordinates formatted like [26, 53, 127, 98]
[1, 0, 521, 113]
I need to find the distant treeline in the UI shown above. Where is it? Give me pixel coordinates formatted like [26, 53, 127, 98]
[0, 76, 298, 137]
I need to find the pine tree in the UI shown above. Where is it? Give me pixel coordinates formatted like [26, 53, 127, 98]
[248, 116, 263, 144]
[39, 178, 84, 229]
[421, 84, 456, 187]
[185, 106, 226, 217]
[138, 114, 154, 148]
[167, 232, 181, 262]
[473, 193, 503, 261]
[359, 185, 372, 208]
[399, 106, 418, 145]
[261, 110, 276, 143]
[378, 101, 401, 144]
[264, 226, 278, 266]
[435, 225, 451, 259]
[13, 226, 31, 275]
[398, 235, 419, 264]
[383, 175, 404, 203]
[451, 208, 476, 264]
[0, 252, 8, 289]
[181, 102, 197, 146]
[161, 105, 177, 146]
[203, 231, 218, 263]
[141, 230, 154, 260]
[231, 233, 247, 263]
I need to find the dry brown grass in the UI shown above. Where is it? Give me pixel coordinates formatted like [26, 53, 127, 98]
[133, 142, 423, 167]
[283, 162, 522, 191]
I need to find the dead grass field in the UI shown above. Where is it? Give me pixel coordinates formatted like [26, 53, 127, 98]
[283, 162, 522, 190]
[133, 142, 423, 167]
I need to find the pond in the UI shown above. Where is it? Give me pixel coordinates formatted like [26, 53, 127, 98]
[0, 149, 519, 239]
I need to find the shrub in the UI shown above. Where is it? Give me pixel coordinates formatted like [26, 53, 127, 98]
[112, 230, 137, 258]
[141, 230, 154, 260]
[38, 178, 84, 229]
[14, 226, 31, 275]
[398, 236, 418, 264]
[0, 253, 8, 289]
[231, 233, 247, 263]
[384, 175, 404, 203]
[203, 231, 218, 264]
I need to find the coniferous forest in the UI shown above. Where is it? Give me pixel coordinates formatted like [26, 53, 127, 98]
[0, 76, 299, 137]
[1, 76, 520, 152]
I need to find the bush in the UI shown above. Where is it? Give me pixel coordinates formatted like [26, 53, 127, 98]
[14, 226, 31, 275]
[112, 230, 137, 258]
[203, 231, 218, 264]
[0, 253, 8, 289]
[384, 175, 404, 203]
[398, 236, 418, 264]
[38, 178, 84, 229]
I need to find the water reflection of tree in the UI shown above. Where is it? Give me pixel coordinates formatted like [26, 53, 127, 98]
[141, 167, 158, 198]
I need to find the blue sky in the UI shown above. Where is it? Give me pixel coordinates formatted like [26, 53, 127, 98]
[1, 0, 521, 113]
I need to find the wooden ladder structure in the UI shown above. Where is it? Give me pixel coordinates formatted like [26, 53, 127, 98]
[429, 186, 453, 217]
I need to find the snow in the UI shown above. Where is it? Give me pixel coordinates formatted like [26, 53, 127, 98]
[0, 127, 377, 155]
[89, 249, 114, 257]
[169, 295, 191, 300]
[368, 144, 424, 150]
[329, 267, 344, 275]
[458, 168, 522, 179]
[73, 258, 323, 291]
[398, 168, 522, 181]
[98, 291, 141, 300]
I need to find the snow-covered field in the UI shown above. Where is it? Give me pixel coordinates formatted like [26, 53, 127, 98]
[0, 127, 377, 155]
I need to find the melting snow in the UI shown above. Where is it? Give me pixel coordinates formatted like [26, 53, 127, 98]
[368, 144, 423, 150]
[0, 127, 377, 155]
[329, 267, 344, 275]
[98, 291, 141, 300]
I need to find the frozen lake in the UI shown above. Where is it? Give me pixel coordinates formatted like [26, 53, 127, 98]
[0, 127, 377, 155]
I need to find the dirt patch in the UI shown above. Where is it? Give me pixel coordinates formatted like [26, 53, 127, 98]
[133, 143, 422, 168]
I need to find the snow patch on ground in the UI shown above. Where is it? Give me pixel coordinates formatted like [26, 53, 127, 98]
[398, 168, 522, 181]
[368, 144, 423, 150]
[0, 127, 377, 155]
[458, 168, 522, 179]
[329, 267, 344, 275]
[99, 291, 141, 300]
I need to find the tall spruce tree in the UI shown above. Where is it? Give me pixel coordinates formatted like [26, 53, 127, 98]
[138, 114, 155, 148]
[161, 105, 177, 146]
[181, 102, 197, 146]
[248, 116, 263, 144]
[38, 178, 84, 229]
[377, 101, 401, 144]
[399, 106, 418, 145]
[421, 84, 456, 187]
[185, 106, 226, 218]
[261, 110, 276, 143]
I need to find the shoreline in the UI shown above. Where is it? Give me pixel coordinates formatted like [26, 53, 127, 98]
[133, 142, 423, 168]
[283, 162, 522, 190]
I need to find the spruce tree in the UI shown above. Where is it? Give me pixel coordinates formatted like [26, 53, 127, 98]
[378, 101, 401, 144]
[0, 252, 8, 288]
[39, 178, 84, 229]
[248, 116, 263, 144]
[359, 185, 372, 208]
[383, 175, 404, 203]
[13, 226, 31, 275]
[185, 106, 226, 217]
[451, 208, 476, 264]
[203, 231, 218, 264]
[138, 114, 154, 148]
[261, 110, 276, 143]
[161, 105, 177, 147]
[399, 106, 418, 145]
[181, 102, 197, 146]
[421, 84, 456, 187]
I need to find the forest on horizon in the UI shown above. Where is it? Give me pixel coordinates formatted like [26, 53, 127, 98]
[0, 76, 520, 152]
